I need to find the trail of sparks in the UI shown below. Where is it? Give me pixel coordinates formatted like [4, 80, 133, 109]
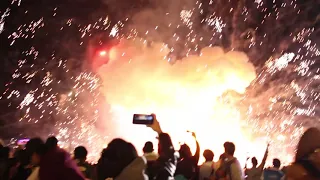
[0, 0, 319, 164]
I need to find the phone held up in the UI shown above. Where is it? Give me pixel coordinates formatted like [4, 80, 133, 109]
[133, 114, 154, 125]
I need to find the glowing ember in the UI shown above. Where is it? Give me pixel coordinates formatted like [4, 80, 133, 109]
[99, 50, 107, 57]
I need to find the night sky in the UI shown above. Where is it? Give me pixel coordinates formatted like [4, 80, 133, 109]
[0, 0, 319, 159]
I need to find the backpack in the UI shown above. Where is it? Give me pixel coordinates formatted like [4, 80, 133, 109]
[215, 158, 236, 180]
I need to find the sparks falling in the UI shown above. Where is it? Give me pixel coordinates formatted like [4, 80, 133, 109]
[0, 0, 319, 165]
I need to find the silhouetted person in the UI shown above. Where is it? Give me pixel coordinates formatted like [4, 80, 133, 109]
[216, 142, 244, 180]
[45, 136, 58, 150]
[12, 138, 45, 180]
[263, 158, 284, 180]
[74, 146, 93, 179]
[114, 142, 148, 180]
[143, 141, 159, 180]
[147, 114, 179, 180]
[143, 141, 159, 161]
[97, 139, 143, 180]
[11, 149, 32, 180]
[199, 149, 214, 180]
[286, 127, 320, 180]
[0, 146, 10, 180]
[39, 136, 85, 180]
[27, 138, 46, 180]
[245, 144, 268, 180]
[175, 132, 200, 180]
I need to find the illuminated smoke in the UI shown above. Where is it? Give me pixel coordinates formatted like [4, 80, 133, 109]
[96, 39, 257, 163]
[1, 0, 319, 166]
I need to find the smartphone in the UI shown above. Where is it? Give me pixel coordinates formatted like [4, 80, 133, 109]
[17, 139, 30, 146]
[133, 114, 154, 125]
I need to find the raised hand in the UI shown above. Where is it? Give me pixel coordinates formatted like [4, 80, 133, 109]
[147, 113, 163, 134]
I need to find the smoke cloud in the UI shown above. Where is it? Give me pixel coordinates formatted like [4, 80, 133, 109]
[96, 39, 259, 162]
[95, 0, 262, 164]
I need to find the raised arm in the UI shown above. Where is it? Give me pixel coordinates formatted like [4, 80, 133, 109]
[244, 157, 250, 175]
[192, 132, 200, 165]
[258, 144, 269, 171]
[148, 114, 177, 180]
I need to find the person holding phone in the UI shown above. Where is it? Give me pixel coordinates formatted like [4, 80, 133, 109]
[100, 114, 178, 180]
[146, 114, 179, 180]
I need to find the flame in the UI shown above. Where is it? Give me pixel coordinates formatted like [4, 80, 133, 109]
[96, 39, 265, 165]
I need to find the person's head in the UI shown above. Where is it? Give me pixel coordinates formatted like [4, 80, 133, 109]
[295, 127, 320, 173]
[26, 138, 45, 166]
[224, 142, 235, 156]
[98, 138, 137, 178]
[273, 158, 281, 169]
[125, 143, 138, 162]
[143, 141, 154, 153]
[103, 138, 138, 166]
[158, 133, 174, 157]
[203, 149, 214, 162]
[26, 138, 44, 154]
[99, 148, 108, 162]
[251, 157, 258, 167]
[45, 136, 58, 150]
[219, 153, 226, 160]
[74, 146, 88, 161]
[179, 144, 192, 159]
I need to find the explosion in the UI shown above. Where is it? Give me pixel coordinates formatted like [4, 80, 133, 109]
[1, 0, 319, 167]
[96, 39, 260, 164]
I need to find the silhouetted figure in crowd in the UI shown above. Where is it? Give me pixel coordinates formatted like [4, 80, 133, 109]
[199, 149, 214, 180]
[151, 133, 178, 180]
[114, 142, 148, 180]
[45, 136, 58, 150]
[11, 138, 45, 180]
[26, 138, 46, 180]
[215, 153, 226, 173]
[97, 138, 143, 180]
[143, 141, 159, 180]
[39, 136, 85, 180]
[286, 127, 320, 180]
[245, 144, 268, 180]
[175, 132, 200, 180]
[98, 114, 178, 180]
[263, 159, 284, 180]
[0, 146, 10, 180]
[74, 146, 93, 179]
[215, 142, 244, 180]
[147, 114, 178, 180]
[6, 150, 21, 179]
[11, 149, 32, 180]
[143, 141, 159, 161]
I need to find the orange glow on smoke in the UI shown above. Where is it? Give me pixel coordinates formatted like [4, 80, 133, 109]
[96, 39, 268, 165]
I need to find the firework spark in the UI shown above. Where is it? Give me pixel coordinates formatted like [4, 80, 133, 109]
[0, 0, 319, 165]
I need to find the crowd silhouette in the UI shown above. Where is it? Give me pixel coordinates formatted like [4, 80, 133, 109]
[0, 115, 319, 180]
